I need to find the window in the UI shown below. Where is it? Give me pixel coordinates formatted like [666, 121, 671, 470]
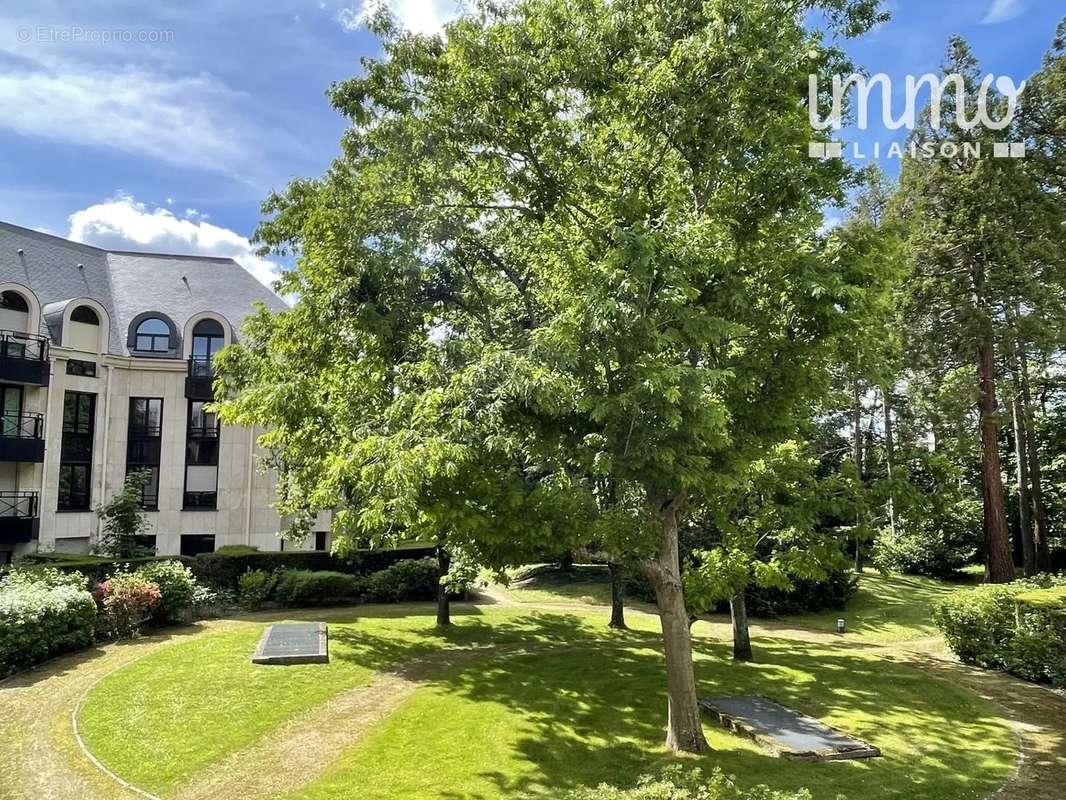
[184, 400, 219, 510]
[135, 317, 171, 353]
[314, 531, 328, 551]
[190, 319, 225, 377]
[66, 359, 97, 377]
[0, 291, 28, 312]
[0, 384, 21, 437]
[71, 306, 99, 325]
[58, 392, 95, 510]
[134, 535, 157, 554]
[180, 534, 215, 557]
[127, 398, 163, 510]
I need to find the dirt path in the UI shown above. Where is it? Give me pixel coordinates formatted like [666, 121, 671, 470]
[0, 620, 244, 800]
[1, 597, 1063, 800]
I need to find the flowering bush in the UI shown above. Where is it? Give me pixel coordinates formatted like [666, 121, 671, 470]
[566, 766, 822, 800]
[134, 560, 197, 624]
[95, 572, 161, 638]
[0, 573, 96, 676]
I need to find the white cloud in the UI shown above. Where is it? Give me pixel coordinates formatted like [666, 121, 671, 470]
[981, 0, 1026, 24]
[67, 195, 284, 290]
[338, 0, 464, 36]
[0, 58, 255, 177]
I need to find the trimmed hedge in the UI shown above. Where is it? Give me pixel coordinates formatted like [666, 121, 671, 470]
[363, 558, 440, 603]
[933, 576, 1066, 687]
[15, 553, 196, 586]
[274, 570, 362, 606]
[190, 548, 435, 590]
[0, 572, 97, 676]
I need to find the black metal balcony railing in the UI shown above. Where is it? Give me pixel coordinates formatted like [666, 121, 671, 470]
[0, 413, 46, 462]
[188, 425, 220, 439]
[0, 330, 48, 362]
[0, 412, 43, 439]
[0, 490, 39, 518]
[188, 355, 215, 378]
[185, 356, 215, 400]
[0, 490, 41, 543]
[0, 330, 50, 386]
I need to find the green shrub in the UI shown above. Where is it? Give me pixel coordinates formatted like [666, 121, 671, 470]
[238, 568, 278, 608]
[0, 574, 96, 676]
[4, 565, 90, 591]
[16, 553, 196, 586]
[94, 573, 162, 638]
[363, 557, 440, 603]
[190, 548, 434, 590]
[134, 560, 197, 624]
[871, 507, 981, 578]
[274, 570, 361, 606]
[934, 576, 1066, 686]
[566, 766, 819, 800]
[214, 545, 261, 556]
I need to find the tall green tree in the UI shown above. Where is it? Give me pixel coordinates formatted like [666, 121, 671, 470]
[893, 37, 1065, 582]
[218, 0, 885, 753]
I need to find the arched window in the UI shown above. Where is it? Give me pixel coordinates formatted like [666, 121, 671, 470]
[71, 306, 99, 325]
[191, 318, 225, 361]
[0, 291, 29, 312]
[135, 318, 171, 353]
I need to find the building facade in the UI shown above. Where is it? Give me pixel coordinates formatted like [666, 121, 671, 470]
[0, 221, 326, 563]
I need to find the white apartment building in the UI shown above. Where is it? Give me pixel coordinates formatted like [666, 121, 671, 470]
[0, 221, 327, 563]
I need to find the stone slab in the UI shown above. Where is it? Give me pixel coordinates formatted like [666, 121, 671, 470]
[699, 695, 881, 761]
[251, 622, 329, 665]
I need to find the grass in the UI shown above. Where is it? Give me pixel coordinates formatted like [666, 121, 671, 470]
[286, 631, 1014, 800]
[76, 586, 1015, 800]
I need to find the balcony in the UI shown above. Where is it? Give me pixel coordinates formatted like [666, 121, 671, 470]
[0, 330, 49, 386]
[0, 412, 45, 462]
[185, 356, 214, 400]
[0, 491, 40, 543]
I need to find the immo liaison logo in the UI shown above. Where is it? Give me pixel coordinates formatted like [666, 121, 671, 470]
[808, 73, 1027, 161]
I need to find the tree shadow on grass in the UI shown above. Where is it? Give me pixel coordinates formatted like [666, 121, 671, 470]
[323, 610, 1014, 800]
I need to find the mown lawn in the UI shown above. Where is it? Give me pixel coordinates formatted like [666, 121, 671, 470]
[76, 582, 1014, 800]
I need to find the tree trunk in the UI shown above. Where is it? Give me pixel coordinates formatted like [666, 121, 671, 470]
[977, 340, 1014, 583]
[729, 591, 753, 662]
[641, 496, 709, 754]
[436, 546, 451, 627]
[608, 561, 627, 629]
[1019, 345, 1053, 572]
[1007, 349, 1036, 577]
[883, 386, 897, 538]
[852, 380, 864, 574]
[559, 550, 574, 573]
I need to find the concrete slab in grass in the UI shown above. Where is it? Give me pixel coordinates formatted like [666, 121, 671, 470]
[699, 695, 880, 761]
[252, 622, 329, 665]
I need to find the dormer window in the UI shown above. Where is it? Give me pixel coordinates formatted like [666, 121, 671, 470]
[135, 318, 171, 353]
[71, 306, 99, 325]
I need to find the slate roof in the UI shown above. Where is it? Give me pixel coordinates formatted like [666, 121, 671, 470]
[0, 221, 286, 356]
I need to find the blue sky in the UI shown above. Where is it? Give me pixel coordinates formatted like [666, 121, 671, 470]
[0, 0, 1061, 283]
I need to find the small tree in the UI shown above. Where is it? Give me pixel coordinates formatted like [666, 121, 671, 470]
[95, 469, 154, 558]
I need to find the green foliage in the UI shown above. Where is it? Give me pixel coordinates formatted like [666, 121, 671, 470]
[363, 557, 441, 603]
[94, 468, 154, 558]
[214, 545, 261, 556]
[273, 570, 361, 606]
[135, 560, 197, 624]
[237, 569, 278, 609]
[3, 565, 89, 590]
[189, 548, 434, 591]
[566, 766, 821, 800]
[0, 572, 96, 676]
[933, 576, 1066, 686]
[95, 572, 162, 638]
